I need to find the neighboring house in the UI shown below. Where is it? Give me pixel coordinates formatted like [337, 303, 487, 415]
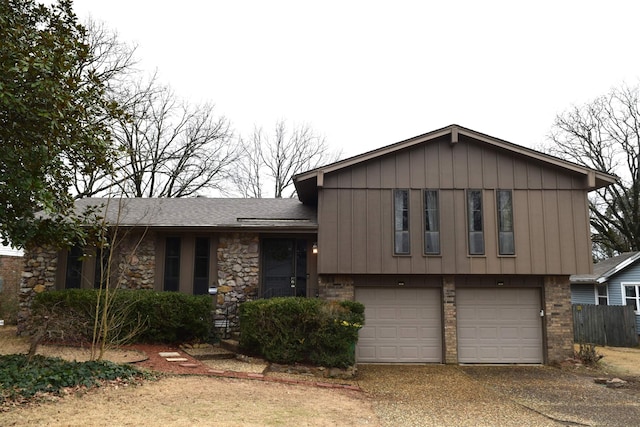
[571, 251, 640, 332]
[0, 244, 24, 323]
[19, 124, 615, 364]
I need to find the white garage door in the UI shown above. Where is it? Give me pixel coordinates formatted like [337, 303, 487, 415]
[355, 287, 442, 363]
[457, 288, 543, 363]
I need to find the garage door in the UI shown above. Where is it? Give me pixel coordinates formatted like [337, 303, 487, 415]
[457, 288, 543, 363]
[355, 287, 442, 363]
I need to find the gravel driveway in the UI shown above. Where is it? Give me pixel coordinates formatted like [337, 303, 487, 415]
[357, 364, 640, 426]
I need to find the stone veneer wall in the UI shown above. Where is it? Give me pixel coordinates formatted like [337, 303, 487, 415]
[216, 233, 259, 308]
[317, 275, 355, 301]
[17, 245, 58, 334]
[114, 230, 155, 290]
[544, 275, 574, 363]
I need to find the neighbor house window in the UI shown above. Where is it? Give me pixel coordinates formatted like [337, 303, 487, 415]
[424, 190, 440, 255]
[394, 189, 410, 254]
[496, 190, 515, 255]
[164, 237, 181, 291]
[623, 284, 640, 313]
[596, 284, 608, 305]
[467, 190, 484, 255]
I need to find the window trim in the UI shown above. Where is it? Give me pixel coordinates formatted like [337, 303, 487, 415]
[496, 189, 515, 256]
[423, 189, 440, 255]
[466, 189, 485, 256]
[393, 189, 410, 255]
[622, 282, 640, 314]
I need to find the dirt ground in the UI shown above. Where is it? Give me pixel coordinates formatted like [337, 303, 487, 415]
[0, 327, 377, 426]
[3, 326, 640, 426]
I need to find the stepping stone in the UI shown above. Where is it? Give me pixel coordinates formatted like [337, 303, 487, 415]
[159, 352, 181, 357]
[179, 363, 200, 368]
[166, 357, 189, 362]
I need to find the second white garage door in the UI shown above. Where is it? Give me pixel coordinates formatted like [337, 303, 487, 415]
[355, 287, 442, 363]
[457, 288, 543, 363]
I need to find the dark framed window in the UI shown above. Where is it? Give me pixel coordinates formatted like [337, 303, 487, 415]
[164, 237, 181, 292]
[596, 284, 608, 306]
[424, 190, 440, 255]
[467, 190, 484, 255]
[65, 245, 84, 289]
[497, 190, 515, 255]
[193, 237, 210, 295]
[394, 189, 410, 254]
[94, 245, 111, 289]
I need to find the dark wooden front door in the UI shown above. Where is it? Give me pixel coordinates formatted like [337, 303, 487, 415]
[261, 238, 307, 298]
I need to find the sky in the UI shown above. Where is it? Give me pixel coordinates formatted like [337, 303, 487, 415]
[71, 0, 640, 157]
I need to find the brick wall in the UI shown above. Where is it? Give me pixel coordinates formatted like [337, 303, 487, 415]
[317, 275, 355, 301]
[544, 275, 574, 363]
[442, 276, 457, 364]
[0, 255, 23, 295]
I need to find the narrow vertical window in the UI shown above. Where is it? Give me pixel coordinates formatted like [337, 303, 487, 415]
[94, 245, 111, 289]
[193, 237, 210, 295]
[164, 237, 181, 291]
[424, 190, 440, 255]
[467, 190, 484, 255]
[65, 245, 83, 289]
[497, 190, 515, 255]
[596, 285, 608, 306]
[394, 189, 410, 254]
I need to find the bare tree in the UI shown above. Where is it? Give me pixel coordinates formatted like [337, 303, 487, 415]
[71, 21, 237, 199]
[234, 120, 341, 198]
[548, 83, 640, 258]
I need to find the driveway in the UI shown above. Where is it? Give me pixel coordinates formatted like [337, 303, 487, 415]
[357, 364, 640, 426]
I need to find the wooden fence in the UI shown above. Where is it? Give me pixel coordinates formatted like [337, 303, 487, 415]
[573, 304, 638, 347]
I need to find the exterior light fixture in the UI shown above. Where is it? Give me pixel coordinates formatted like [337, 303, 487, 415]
[312, 243, 318, 254]
[398, 281, 405, 286]
[497, 281, 504, 286]
[208, 286, 218, 295]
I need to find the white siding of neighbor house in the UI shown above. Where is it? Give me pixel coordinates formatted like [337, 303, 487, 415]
[0, 245, 23, 257]
[607, 266, 640, 332]
[571, 284, 596, 305]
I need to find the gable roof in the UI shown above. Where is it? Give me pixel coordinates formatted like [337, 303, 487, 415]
[570, 251, 640, 284]
[74, 198, 317, 231]
[293, 124, 617, 204]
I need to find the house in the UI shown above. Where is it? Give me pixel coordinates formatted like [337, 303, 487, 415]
[18, 124, 615, 364]
[0, 244, 23, 323]
[571, 251, 640, 333]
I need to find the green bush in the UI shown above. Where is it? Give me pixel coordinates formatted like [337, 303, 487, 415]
[30, 289, 211, 344]
[0, 354, 146, 404]
[239, 297, 364, 368]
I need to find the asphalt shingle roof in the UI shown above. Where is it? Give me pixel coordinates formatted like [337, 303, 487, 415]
[74, 198, 317, 230]
[570, 251, 640, 284]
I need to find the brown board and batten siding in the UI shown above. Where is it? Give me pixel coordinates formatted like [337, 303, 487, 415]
[317, 134, 592, 276]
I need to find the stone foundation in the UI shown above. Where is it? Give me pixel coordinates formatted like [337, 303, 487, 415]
[114, 230, 155, 290]
[17, 245, 58, 334]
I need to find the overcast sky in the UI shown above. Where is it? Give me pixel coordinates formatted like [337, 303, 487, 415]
[72, 0, 640, 157]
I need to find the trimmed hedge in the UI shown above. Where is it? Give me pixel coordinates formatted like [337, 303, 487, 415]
[30, 289, 211, 344]
[239, 297, 364, 368]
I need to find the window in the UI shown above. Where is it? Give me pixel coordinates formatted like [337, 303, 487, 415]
[94, 245, 111, 289]
[467, 190, 484, 255]
[596, 284, 608, 305]
[424, 190, 440, 255]
[624, 284, 640, 313]
[193, 237, 210, 295]
[164, 237, 181, 291]
[496, 190, 515, 255]
[65, 245, 84, 289]
[394, 189, 410, 254]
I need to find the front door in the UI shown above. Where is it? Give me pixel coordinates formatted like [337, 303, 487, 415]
[261, 238, 307, 298]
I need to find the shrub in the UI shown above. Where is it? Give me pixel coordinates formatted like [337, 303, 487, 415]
[0, 290, 19, 325]
[30, 289, 211, 345]
[0, 354, 146, 405]
[239, 297, 365, 368]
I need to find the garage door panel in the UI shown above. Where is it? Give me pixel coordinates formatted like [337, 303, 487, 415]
[458, 288, 543, 364]
[356, 287, 442, 363]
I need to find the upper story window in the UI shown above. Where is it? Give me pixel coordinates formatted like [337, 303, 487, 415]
[394, 189, 410, 254]
[424, 190, 440, 255]
[496, 190, 515, 255]
[596, 284, 608, 306]
[467, 190, 484, 255]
